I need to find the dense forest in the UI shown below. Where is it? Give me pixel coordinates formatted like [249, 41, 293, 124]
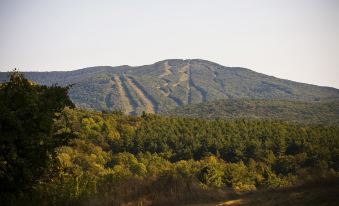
[164, 98, 339, 125]
[0, 73, 338, 205]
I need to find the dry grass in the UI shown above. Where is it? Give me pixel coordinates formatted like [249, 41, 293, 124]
[186, 176, 339, 206]
[78, 175, 232, 206]
[44, 176, 339, 206]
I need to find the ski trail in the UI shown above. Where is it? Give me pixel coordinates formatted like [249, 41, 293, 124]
[159, 61, 173, 78]
[124, 75, 156, 113]
[113, 74, 134, 114]
[172, 64, 189, 88]
[189, 67, 207, 103]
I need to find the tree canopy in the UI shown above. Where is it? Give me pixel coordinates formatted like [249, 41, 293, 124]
[0, 71, 74, 203]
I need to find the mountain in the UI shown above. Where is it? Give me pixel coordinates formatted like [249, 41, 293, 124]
[1, 59, 339, 114]
[163, 99, 339, 125]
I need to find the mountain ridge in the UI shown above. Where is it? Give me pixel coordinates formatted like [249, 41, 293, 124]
[1, 59, 339, 114]
[2, 59, 337, 90]
[6, 59, 337, 89]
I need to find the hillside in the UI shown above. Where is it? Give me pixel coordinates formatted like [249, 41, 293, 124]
[164, 99, 339, 125]
[1, 59, 339, 114]
[1, 73, 339, 205]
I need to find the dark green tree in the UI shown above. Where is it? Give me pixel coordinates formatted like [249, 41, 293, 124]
[0, 71, 74, 203]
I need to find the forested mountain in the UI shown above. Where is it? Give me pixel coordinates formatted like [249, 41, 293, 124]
[164, 99, 339, 125]
[1, 59, 339, 114]
[1, 72, 339, 205]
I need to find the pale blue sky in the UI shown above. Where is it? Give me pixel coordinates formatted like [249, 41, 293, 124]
[0, 0, 338, 88]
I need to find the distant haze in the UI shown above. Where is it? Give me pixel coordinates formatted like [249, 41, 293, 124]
[0, 0, 338, 88]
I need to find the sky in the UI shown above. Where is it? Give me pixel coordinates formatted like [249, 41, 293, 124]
[0, 0, 338, 88]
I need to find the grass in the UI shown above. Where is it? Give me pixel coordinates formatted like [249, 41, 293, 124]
[186, 176, 339, 206]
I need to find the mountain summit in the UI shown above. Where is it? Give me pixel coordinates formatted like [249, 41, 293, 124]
[1, 59, 339, 114]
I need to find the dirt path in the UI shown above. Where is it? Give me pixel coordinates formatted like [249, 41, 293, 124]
[124, 75, 156, 113]
[113, 75, 133, 114]
[183, 199, 244, 206]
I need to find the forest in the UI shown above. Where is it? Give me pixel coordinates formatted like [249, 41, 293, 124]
[0, 72, 338, 205]
[164, 98, 339, 125]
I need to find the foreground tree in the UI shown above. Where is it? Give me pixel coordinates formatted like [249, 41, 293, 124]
[0, 70, 74, 203]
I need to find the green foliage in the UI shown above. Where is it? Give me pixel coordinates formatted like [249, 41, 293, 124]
[198, 165, 224, 187]
[223, 161, 257, 192]
[164, 98, 339, 125]
[0, 71, 74, 203]
[23, 107, 337, 204]
[110, 152, 147, 177]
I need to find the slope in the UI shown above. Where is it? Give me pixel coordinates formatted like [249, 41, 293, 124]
[163, 99, 339, 125]
[1, 59, 339, 114]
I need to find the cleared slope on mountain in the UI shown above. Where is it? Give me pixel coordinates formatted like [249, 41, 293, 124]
[164, 99, 339, 125]
[113, 74, 134, 114]
[124, 75, 157, 113]
[1, 59, 339, 114]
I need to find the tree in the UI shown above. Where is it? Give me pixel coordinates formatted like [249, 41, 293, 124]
[0, 71, 74, 202]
